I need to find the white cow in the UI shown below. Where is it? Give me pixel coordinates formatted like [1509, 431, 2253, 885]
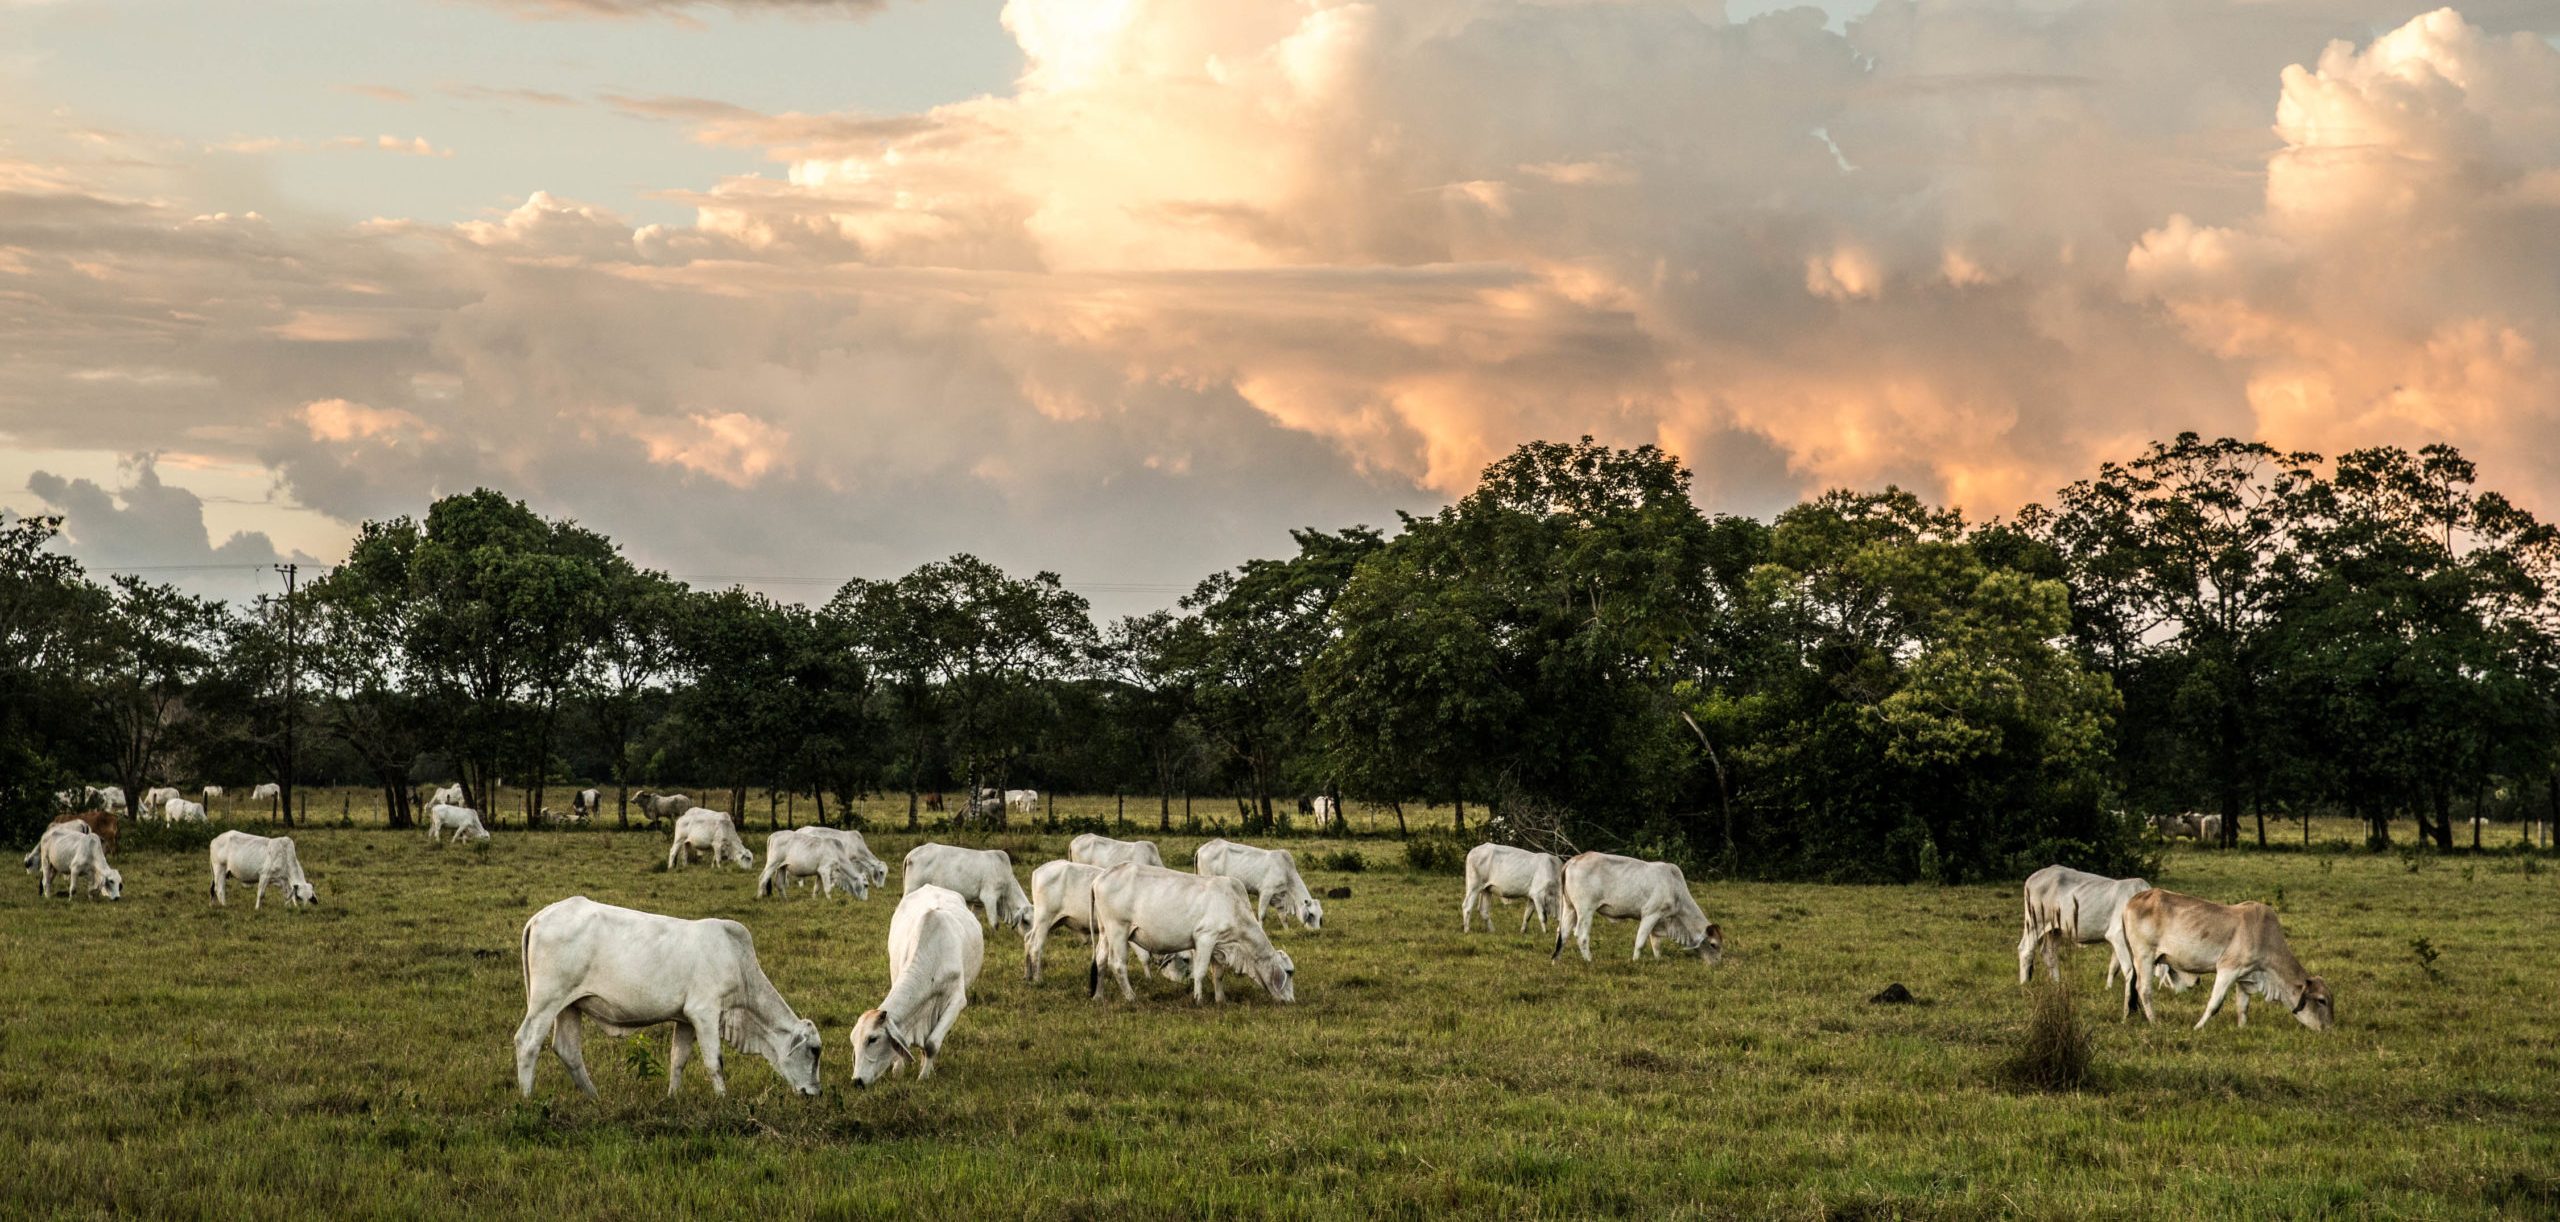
[1067, 833, 1164, 870]
[514, 896, 824, 1098]
[426, 803, 492, 846]
[758, 829, 872, 900]
[1004, 788, 1039, 813]
[2116, 888, 2333, 1030]
[1461, 843, 1564, 934]
[632, 790, 692, 827]
[93, 785, 125, 814]
[202, 785, 225, 801]
[1309, 795, 1338, 828]
[791, 826, 888, 887]
[1089, 863, 1296, 1004]
[1194, 839, 1324, 930]
[163, 798, 207, 824]
[1553, 852, 1723, 964]
[429, 784, 465, 808]
[848, 886, 986, 1086]
[250, 783, 281, 802]
[26, 823, 121, 900]
[209, 830, 317, 908]
[1022, 859, 1193, 985]
[666, 808, 754, 870]
[571, 788, 601, 822]
[901, 844, 1032, 934]
[2017, 864, 2151, 986]
[142, 786, 181, 814]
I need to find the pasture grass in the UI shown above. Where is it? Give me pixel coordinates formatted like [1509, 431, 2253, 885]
[4, 804, 2556, 1218]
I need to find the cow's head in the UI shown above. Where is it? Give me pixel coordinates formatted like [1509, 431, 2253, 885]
[1297, 894, 1325, 931]
[730, 843, 756, 869]
[848, 1009, 913, 1087]
[95, 864, 123, 900]
[1226, 940, 1294, 1003]
[833, 863, 871, 901]
[287, 880, 318, 907]
[1686, 920, 1725, 965]
[1153, 950, 1194, 982]
[2291, 976, 2334, 1031]
[768, 1018, 823, 1095]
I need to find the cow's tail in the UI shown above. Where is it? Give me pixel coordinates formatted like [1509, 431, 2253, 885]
[520, 912, 537, 1004]
[1550, 889, 1572, 961]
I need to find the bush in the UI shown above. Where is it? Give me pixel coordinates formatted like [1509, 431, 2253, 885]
[1997, 979, 2097, 1093]
[119, 818, 223, 854]
[1319, 848, 1366, 873]
[1403, 830, 1468, 874]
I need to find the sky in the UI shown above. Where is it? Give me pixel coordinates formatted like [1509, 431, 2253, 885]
[4, 0, 2558, 613]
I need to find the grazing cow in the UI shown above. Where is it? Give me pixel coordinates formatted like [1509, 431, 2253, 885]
[2116, 888, 2333, 1030]
[209, 830, 317, 908]
[1309, 795, 1338, 828]
[790, 826, 887, 887]
[1067, 833, 1164, 870]
[758, 830, 871, 900]
[514, 896, 824, 1098]
[900, 844, 1032, 934]
[26, 822, 121, 900]
[848, 886, 987, 1086]
[142, 786, 181, 814]
[48, 808, 120, 854]
[1552, 852, 1723, 964]
[572, 788, 600, 823]
[429, 784, 465, 809]
[1194, 839, 1324, 930]
[1089, 863, 1296, 1004]
[1004, 789, 1038, 813]
[666, 808, 754, 870]
[163, 798, 207, 824]
[2016, 865, 2151, 985]
[632, 790, 692, 828]
[92, 786, 125, 815]
[1022, 859, 1193, 985]
[1461, 843, 1565, 934]
[250, 782, 281, 802]
[202, 785, 224, 801]
[426, 803, 492, 846]
[924, 792, 944, 812]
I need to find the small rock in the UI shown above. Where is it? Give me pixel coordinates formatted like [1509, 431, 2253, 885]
[1869, 982, 1915, 1005]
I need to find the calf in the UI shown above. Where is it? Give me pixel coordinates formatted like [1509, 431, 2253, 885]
[848, 886, 986, 1086]
[2117, 888, 2333, 1030]
[1089, 863, 1296, 1004]
[426, 803, 492, 846]
[1553, 852, 1722, 964]
[901, 844, 1032, 934]
[26, 822, 121, 900]
[209, 830, 317, 908]
[1462, 843, 1564, 934]
[1067, 832, 1163, 870]
[2016, 865, 2151, 985]
[515, 896, 824, 1098]
[758, 829, 871, 900]
[666, 808, 754, 870]
[1194, 839, 1324, 930]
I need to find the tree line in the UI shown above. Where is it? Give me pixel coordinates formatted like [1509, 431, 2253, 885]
[5, 434, 2554, 881]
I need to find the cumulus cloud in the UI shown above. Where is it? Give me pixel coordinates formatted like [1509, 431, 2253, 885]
[4, 1, 2560, 611]
[27, 457, 321, 599]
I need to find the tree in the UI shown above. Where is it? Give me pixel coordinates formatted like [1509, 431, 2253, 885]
[1181, 528, 1379, 832]
[90, 577, 223, 820]
[581, 566, 681, 827]
[304, 533, 432, 829]
[0, 513, 103, 841]
[1097, 612, 1206, 831]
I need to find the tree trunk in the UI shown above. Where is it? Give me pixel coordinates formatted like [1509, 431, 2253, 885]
[2428, 784, 2454, 850]
[1391, 798, 1408, 839]
[2253, 789, 2266, 849]
[1454, 796, 1466, 834]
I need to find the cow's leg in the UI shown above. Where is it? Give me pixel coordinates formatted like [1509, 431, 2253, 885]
[2134, 954, 2164, 1023]
[1024, 921, 1049, 985]
[514, 999, 570, 1096]
[2232, 985, 2250, 1028]
[1519, 896, 1535, 935]
[2197, 969, 2239, 1029]
[253, 871, 267, 909]
[685, 1008, 727, 1094]
[550, 1012, 598, 1098]
[2017, 922, 2045, 985]
[1575, 909, 1594, 962]
[211, 864, 226, 906]
[666, 839, 681, 871]
[1459, 883, 1474, 932]
[1188, 939, 1213, 1004]
[1631, 913, 1660, 961]
[667, 1023, 694, 1096]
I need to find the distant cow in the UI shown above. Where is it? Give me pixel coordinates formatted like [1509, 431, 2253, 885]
[48, 808, 119, 855]
[790, 826, 887, 887]
[426, 803, 492, 846]
[1309, 795, 1338, 828]
[666, 808, 753, 870]
[514, 896, 824, 1098]
[1194, 839, 1323, 930]
[142, 786, 181, 813]
[1004, 789, 1038, 813]
[1023, 859, 1191, 985]
[1088, 863, 1295, 1004]
[632, 790, 692, 828]
[1553, 852, 1722, 964]
[759, 829, 871, 900]
[202, 785, 224, 801]
[2116, 888, 2333, 1030]
[163, 798, 207, 824]
[1067, 833, 1163, 870]
[250, 783, 281, 802]
[209, 830, 316, 908]
[901, 844, 1031, 935]
[54, 787, 95, 812]
[2016, 865, 2150, 986]
[1462, 844, 1564, 934]
[429, 784, 465, 809]
[26, 822, 121, 900]
[571, 789, 600, 822]
[849, 886, 986, 1086]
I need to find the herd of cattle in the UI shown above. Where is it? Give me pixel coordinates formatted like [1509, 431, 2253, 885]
[22, 791, 2335, 1100]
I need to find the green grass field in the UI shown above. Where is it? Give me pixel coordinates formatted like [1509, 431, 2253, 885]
[5, 797, 2555, 1218]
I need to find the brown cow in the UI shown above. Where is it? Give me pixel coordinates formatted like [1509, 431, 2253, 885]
[2117, 888, 2333, 1031]
[49, 808, 119, 855]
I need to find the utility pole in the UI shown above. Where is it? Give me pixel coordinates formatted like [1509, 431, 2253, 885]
[275, 563, 298, 828]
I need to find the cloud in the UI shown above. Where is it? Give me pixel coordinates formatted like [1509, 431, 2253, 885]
[474, 0, 889, 18]
[26, 456, 321, 597]
[5, 1, 2560, 613]
[209, 135, 454, 158]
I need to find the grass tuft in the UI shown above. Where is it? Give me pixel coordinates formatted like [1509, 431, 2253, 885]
[1998, 978, 2098, 1094]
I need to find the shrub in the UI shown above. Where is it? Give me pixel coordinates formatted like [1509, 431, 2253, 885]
[119, 818, 222, 854]
[2410, 937, 2443, 983]
[1997, 979, 2096, 1093]
[1319, 848, 1366, 873]
[1403, 830, 1468, 874]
